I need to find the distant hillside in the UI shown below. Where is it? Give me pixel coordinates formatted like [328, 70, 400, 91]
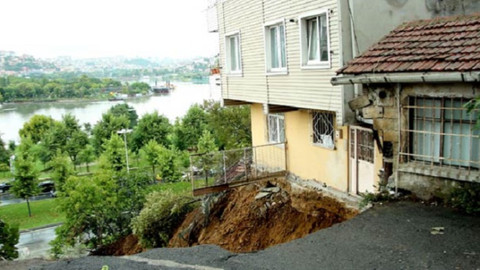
[0, 51, 58, 74]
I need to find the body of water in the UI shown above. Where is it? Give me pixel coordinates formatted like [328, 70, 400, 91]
[0, 79, 221, 143]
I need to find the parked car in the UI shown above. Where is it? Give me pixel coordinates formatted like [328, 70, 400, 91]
[38, 180, 55, 193]
[0, 182, 12, 193]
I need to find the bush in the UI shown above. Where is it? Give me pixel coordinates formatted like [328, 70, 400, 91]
[448, 183, 480, 215]
[131, 191, 195, 248]
[0, 219, 19, 260]
[0, 163, 9, 172]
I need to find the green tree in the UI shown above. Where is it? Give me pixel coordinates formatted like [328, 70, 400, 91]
[78, 144, 96, 172]
[92, 113, 129, 154]
[100, 134, 127, 173]
[197, 129, 217, 154]
[19, 115, 55, 143]
[51, 170, 150, 256]
[197, 130, 218, 185]
[172, 105, 208, 151]
[108, 103, 138, 128]
[11, 138, 40, 217]
[0, 136, 10, 167]
[65, 130, 88, 169]
[129, 82, 151, 94]
[54, 172, 118, 250]
[141, 140, 162, 177]
[0, 220, 19, 260]
[203, 100, 252, 149]
[47, 150, 73, 192]
[132, 111, 171, 152]
[140, 140, 178, 181]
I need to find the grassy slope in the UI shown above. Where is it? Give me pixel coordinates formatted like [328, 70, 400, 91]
[0, 199, 65, 230]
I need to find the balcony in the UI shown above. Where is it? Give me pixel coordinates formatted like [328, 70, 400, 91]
[190, 142, 287, 196]
[206, 0, 219, 33]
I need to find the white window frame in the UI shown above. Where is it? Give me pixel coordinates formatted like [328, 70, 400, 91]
[299, 9, 331, 69]
[312, 110, 335, 149]
[405, 97, 480, 169]
[267, 114, 285, 143]
[224, 31, 242, 75]
[264, 19, 288, 75]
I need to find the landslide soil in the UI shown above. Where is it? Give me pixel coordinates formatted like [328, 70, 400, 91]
[169, 179, 358, 252]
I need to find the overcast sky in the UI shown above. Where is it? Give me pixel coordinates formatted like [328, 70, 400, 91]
[0, 0, 218, 59]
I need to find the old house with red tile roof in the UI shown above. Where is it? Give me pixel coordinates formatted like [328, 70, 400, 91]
[332, 14, 480, 199]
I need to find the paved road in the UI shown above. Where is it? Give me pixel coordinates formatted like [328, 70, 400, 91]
[26, 201, 480, 270]
[17, 226, 58, 260]
[0, 193, 54, 206]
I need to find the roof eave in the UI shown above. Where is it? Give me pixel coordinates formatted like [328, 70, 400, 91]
[331, 71, 480, 85]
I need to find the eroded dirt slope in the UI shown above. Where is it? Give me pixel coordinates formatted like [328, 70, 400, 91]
[169, 179, 358, 252]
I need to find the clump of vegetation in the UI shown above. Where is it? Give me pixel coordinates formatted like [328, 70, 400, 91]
[0, 219, 19, 260]
[447, 183, 480, 215]
[131, 191, 196, 248]
[359, 190, 393, 208]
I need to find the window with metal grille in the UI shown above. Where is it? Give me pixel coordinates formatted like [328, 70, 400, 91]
[312, 111, 335, 149]
[268, 114, 285, 143]
[402, 96, 480, 170]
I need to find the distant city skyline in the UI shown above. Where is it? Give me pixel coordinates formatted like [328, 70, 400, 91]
[0, 0, 218, 59]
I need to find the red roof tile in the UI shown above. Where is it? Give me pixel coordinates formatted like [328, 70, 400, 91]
[338, 14, 480, 74]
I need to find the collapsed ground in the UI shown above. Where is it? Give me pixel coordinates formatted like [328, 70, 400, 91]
[168, 179, 358, 252]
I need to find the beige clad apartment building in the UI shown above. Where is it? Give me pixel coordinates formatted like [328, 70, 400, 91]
[208, 0, 480, 196]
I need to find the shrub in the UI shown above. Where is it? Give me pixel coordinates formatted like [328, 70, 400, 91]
[131, 191, 195, 248]
[0, 219, 19, 260]
[0, 163, 9, 172]
[448, 183, 480, 215]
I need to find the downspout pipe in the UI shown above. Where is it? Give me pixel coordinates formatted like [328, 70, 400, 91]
[395, 83, 401, 196]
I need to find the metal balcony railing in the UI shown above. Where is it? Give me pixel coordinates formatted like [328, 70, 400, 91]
[190, 142, 287, 195]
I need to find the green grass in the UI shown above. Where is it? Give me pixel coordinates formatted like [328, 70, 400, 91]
[146, 181, 192, 195]
[0, 199, 65, 230]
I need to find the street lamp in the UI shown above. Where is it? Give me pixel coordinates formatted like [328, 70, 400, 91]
[117, 128, 133, 173]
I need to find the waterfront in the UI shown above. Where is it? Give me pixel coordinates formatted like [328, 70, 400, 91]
[0, 80, 220, 143]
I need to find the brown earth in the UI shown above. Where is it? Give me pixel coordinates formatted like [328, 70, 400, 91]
[91, 234, 145, 256]
[168, 179, 358, 253]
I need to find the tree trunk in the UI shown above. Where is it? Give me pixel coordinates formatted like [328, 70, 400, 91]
[86, 162, 90, 173]
[26, 197, 32, 217]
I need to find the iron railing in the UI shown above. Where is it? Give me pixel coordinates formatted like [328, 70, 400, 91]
[190, 142, 287, 191]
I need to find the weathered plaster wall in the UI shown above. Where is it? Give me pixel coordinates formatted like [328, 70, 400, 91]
[360, 82, 480, 199]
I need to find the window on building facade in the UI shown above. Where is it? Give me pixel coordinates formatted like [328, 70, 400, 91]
[312, 110, 335, 149]
[300, 10, 330, 68]
[405, 97, 480, 169]
[225, 32, 242, 74]
[268, 114, 285, 143]
[264, 21, 287, 73]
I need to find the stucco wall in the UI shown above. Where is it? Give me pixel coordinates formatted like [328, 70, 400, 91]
[251, 103, 350, 191]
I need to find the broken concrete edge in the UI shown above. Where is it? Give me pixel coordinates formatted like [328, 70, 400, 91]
[20, 222, 63, 233]
[286, 174, 364, 211]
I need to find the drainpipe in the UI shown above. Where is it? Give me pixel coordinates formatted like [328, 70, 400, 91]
[355, 111, 373, 125]
[395, 83, 401, 196]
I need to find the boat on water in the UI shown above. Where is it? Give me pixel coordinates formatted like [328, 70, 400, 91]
[152, 80, 175, 94]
